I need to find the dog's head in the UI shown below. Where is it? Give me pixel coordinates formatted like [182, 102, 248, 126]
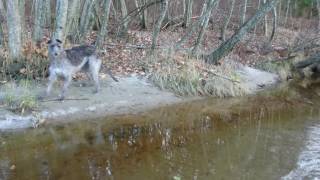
[47, 39, 63, 58]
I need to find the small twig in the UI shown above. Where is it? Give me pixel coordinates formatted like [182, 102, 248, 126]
[205, 69, 240, 83]
[40, 98, 89, 102]
[101, 43, 190, 51]
[105, 43, 147, 49]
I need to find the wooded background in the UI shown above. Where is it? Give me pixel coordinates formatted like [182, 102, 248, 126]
[0, 0, 319, 77]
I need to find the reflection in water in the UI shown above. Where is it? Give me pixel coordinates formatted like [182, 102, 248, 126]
[0, 158, 10, 180]
[0, 92, 319, 180]
[282, 123, 320, 179]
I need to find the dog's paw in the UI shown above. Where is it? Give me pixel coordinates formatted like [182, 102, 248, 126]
[58, 95, 65, 101]
[37, 92, 47, 100]
[37, 95, 45, 101]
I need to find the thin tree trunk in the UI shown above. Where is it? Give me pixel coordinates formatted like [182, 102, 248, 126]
[141, 0, 148, 29]
[53, 0, 68, 41]
[134, 0, 144, 28]
[0, 23, 3, 47]
[182, 0, 186, 17]
[284, 0, 291, 26]
[65, 0, 80, 40]
[33, 0, 46, 42]
[317, 0, 320, 30]
[0, 0, 6, 47]
[80, 0, 95, 39]
[183, 0, 193, 28]
[151, 0, 169, 51]
[96, 0, 111, 49]
[44, 0, 51, 27]
[174, 3, 214, 49]
[0, 0, 5, 19]
[221, 0, 235, 42]
[263, 0, 268, 36]
[278, 0, 282, 22]
[200, 0, 208, 17]
[119, 0, 128, 37]
[205, 0, 279, 64]
[269, 7, 277, 42]
[192, 0, 219, 55]
[240, 0, 248, 25]
[294, 0, 298, 17]
[163, 5, 171, 27]
[7, 0, 22, 60]
[254, 0, 261, 35]
[19, 0, 26, 44]
[175, 2, 212, 49]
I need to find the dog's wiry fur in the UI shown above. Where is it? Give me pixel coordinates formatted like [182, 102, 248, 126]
[46, 39, 117, 100]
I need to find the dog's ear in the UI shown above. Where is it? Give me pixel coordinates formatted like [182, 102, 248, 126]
[47, 40, 52, 44]
[56, 39, 62, 44]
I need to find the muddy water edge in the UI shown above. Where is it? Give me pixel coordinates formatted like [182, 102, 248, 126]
[0, 84, 320, 180]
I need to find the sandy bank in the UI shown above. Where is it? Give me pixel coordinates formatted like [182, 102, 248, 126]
[0, 66, 279, 130]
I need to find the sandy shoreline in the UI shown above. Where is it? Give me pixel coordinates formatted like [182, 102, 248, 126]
[0, 66, 279, 131]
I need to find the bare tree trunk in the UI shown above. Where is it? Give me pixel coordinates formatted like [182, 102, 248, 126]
[0, 0, 6, 47]
[65, 0, 81, 40]
[119, 0, 129, 37]
[192, 0, 219, 55]
[205, 0, 279, 64]
[278, 0, 282, 22]
[7, 0, 22, 60]
[163, 4, 171, 27]
[141, 0, 149, 29]
[53, 0, 68, 41]
[221, 0, 235, 41]
[182, 0, 186, 16]
[151, 0, 169, 51]
[317, 0, 320, 30]
[135, 0, 149, 29]
[44, 0, 51, 27]
[33, 0, 46, 42]
[294, 0, 298, 17]
[18, 0, 26, 44]
[183, 0, 193, 28]
[240, 0, 248, 25]
[263, 0, 268, 36]
[175, 2, 210, 49]
[96, 0, 111, 49]
[0, 0, 5, 20]
[254, 0, 261, 35]
[199, 0, 208, 17]
[80, 0, 94, 39]
[269, 7, 277, 42]
[284, 0, 291, 26]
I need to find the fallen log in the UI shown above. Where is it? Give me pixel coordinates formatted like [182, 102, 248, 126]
[294, 53, 320, 69]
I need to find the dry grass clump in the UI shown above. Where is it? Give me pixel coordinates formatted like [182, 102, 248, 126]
[0, 40, 49, 80]
[0, 80, 38, 114]
[150, 54, 248, 97]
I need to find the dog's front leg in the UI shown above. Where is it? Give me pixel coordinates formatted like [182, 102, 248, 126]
[59, 75, 72, 100]
[46, 73, 57, 97]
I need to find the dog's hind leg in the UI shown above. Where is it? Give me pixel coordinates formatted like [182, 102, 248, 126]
[89, 57, 101, 93]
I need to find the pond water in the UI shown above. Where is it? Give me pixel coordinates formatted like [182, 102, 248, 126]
[1, 85, 320, 180]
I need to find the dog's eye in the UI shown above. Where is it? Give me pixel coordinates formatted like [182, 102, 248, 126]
[57, 45, 61, 48]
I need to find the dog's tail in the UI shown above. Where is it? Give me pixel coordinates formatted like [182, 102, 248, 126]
[106, 68, 119, 82]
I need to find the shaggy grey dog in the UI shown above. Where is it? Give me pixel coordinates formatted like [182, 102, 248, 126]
[46, 39, 118, 100]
